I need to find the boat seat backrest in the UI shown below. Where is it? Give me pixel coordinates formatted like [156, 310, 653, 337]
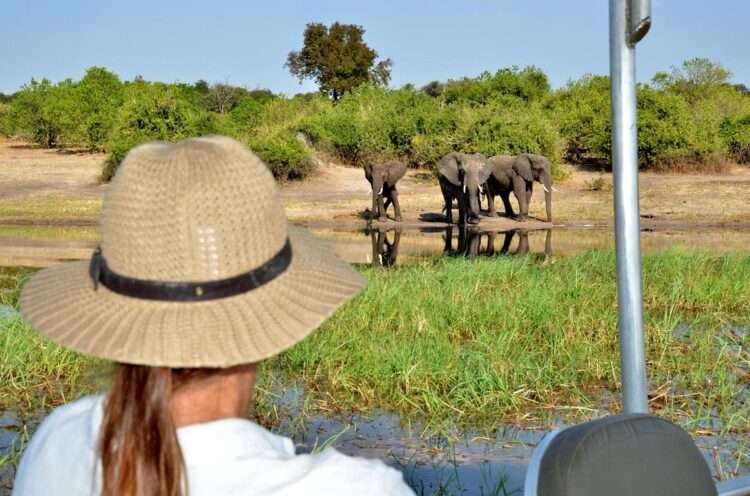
[524, 414, 717, 496]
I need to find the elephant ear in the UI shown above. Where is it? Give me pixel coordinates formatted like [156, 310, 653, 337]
[364, 162, 374, 182]
[438, 153, 462, 186]
[529, 154, 551, 178]
[477, 158, 492, 184]
[512, 155, 534, 183]
[386, 161, 407, 184]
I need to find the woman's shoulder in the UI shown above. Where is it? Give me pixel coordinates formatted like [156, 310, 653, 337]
[12, 395, 104, 495]
[29, 394, 104, 445]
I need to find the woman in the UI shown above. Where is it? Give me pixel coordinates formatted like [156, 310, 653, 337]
[13, 136, 415, 495]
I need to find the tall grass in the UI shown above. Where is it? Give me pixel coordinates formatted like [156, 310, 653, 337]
[276, 250, 750, 431]
[1, 251, 749, 434]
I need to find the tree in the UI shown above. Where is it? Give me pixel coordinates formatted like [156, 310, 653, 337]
[286, 22, 392, 101]
[421, 81, 445, 98]
[652, 58, 732, 103]
[205, 83, 248, 113]
[75, 67, 124, 149]
[194, 80, 210, 94]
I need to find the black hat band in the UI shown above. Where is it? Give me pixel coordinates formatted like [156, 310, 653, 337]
[88, 239, 293, 302]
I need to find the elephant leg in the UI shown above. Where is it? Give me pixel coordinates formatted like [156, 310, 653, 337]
[500, 191, 515, 218]
[440, 180, 453, 224]
[526, 183, 534, 218]
[377, 189, 387, 221]
[486, 185, 497, 216]
[370, 230, 379, 266]
[499, 231, 514, 255]
[512, 174, 529, 221]
[516, 231, 530, 255]
[443, 226, 453, 253]
[486, 232, 496, 255]
[457, 195, 467, 226]
[390, 187, 402, 222]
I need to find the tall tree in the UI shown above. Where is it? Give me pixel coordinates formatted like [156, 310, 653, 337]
[286, 22, 392, 101]
[652, 58, 732, 103]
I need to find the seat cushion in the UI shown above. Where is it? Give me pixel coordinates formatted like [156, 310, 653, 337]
[537, 414, 717, 496]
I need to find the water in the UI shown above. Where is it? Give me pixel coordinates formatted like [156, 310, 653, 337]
[4, 224, 750, 268]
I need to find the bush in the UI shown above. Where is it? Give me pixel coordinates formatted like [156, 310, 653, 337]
[721, 115, 750, 163]
[0, 103, 9, 136]
[4, 79, 67, 147]
[463, 102, 561, 159]
[249, 132, 314, 180]
[549, 75, 612, 163]
[636, 86, 698, 167]
[75, 67, 124, 150]
[102, 83, 219, 181]
[442, 66, 550, 106]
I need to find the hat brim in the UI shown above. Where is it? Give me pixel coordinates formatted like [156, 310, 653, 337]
[19, 226, 366, 368]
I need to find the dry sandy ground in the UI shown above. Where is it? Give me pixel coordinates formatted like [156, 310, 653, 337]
[2, 136, 750, 228]
[0, 138, 106, 200]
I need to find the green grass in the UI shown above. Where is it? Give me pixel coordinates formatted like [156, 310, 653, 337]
[1, 251, 749, 433]
[274, 250, 750, 432]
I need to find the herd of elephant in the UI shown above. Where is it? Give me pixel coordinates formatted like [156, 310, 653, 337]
[364, 152, 554, 225]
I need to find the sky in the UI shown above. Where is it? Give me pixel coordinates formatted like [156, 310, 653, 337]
[1, 0, 747, 95]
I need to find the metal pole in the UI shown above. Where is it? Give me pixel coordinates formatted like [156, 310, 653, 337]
[610, 0, 650, 414]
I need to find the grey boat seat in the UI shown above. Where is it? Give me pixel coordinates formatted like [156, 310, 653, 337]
[524, 413, 717, 496]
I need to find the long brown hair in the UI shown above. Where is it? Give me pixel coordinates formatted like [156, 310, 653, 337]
[99, 364, 206, 496]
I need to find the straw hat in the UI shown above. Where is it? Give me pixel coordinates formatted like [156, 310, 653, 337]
[20, 136, 366, 367]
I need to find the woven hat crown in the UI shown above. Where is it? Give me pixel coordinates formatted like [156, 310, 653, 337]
[101, 136, 287, 282]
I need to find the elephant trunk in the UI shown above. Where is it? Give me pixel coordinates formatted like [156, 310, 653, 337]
[542, 170, 552, 222]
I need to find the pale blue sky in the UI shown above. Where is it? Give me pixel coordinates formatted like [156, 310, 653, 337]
[1, 0, 747, 95]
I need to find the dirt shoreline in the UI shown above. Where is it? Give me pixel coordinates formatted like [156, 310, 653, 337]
[2, 136, 750, 228]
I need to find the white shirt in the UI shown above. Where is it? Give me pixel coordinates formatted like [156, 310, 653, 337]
[13, 395, 415, 495]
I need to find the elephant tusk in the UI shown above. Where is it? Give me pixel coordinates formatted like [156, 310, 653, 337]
[542, 184, 550, 194]
[463, 184, 467, 194]
[552, 186, 560, 193]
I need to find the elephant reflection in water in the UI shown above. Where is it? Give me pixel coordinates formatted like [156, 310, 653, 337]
[443, 227, 552, 260]
[369, 227, 402, 267]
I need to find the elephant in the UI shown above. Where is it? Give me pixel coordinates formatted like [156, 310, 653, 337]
[485, 154, 553, 222]
[437, 152, 492, 225]
[364, 160, 407, 222]
[369, 226, 402, 267]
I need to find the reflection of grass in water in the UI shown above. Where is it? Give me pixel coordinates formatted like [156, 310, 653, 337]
[0, 198, 101, 222]
[0, 225, 98, 241]
[1, 251, 749, 486]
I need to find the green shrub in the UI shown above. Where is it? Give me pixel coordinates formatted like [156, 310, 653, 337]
[4, 79, 68, 147]
[442, 66, 550, 106]
[0, 103, 9, 136]
[102, 83, 219, 181]
[74, 67, 124, 150]
[720, 115, 750, 163]
[549, 75, 612, 163]
[249, 132, 314, 180]
[636, 85, 698, 167]
[462, 102, 561, 160]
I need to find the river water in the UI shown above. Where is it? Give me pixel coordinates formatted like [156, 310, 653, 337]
[2, 224, 750, 268]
